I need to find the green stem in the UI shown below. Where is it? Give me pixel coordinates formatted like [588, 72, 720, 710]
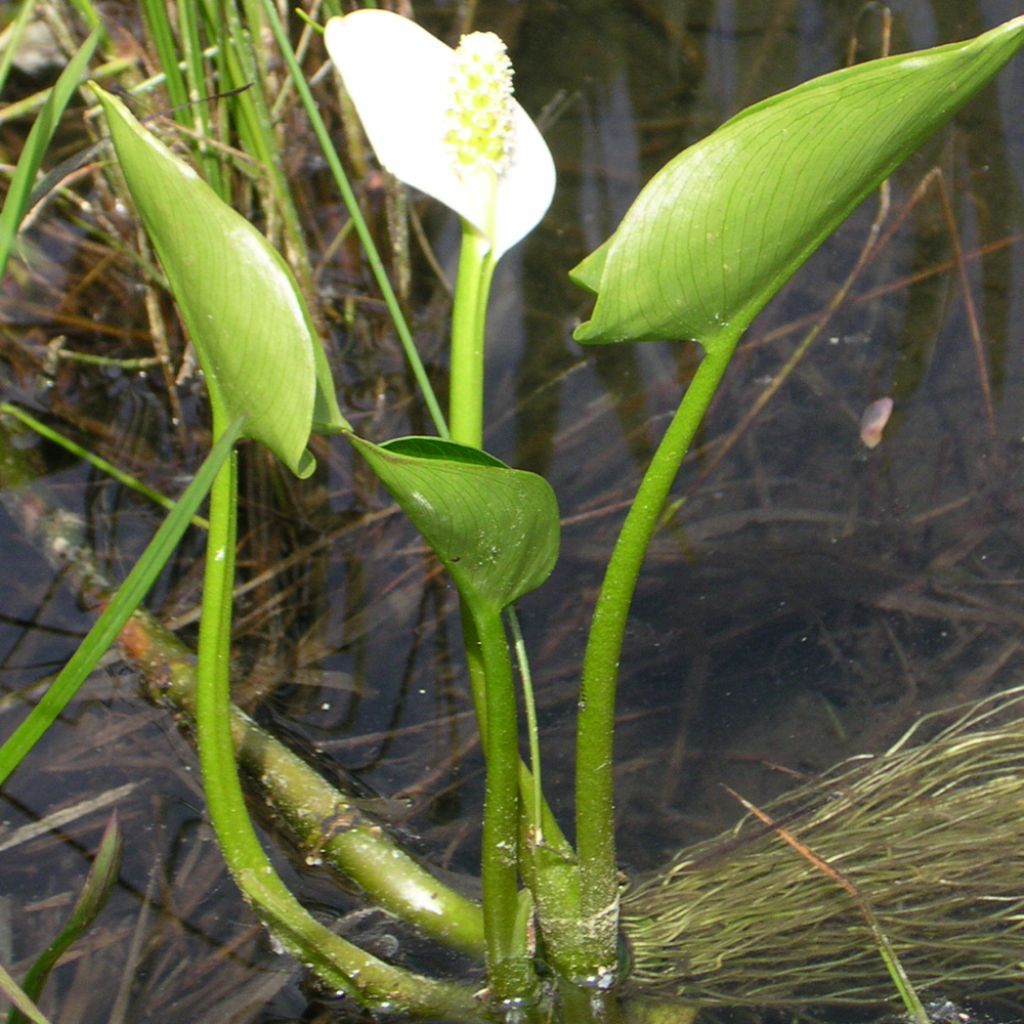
[573, 339, 736, 978]
[445, 206, 530, 998]
[196, 409, 479, 1018]
[448, 219, 577, 999]
[459, 603, 489, 744]
[468, 601, 536, 1002]
[463, 606, 582, 978]
[196, 415, 247, 857]
[447, 210, 582, 989]
[449, 224, 495, 447]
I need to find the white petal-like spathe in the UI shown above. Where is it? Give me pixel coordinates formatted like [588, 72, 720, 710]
[324, 10, 555, 259]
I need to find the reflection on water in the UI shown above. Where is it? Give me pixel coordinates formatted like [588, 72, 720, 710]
[1, 0, 1023, 1020]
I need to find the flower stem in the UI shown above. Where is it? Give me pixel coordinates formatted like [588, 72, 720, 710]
[450, 223, 496, 448]
[448, 191, 560, 1002]
[572, 338, 736, 977]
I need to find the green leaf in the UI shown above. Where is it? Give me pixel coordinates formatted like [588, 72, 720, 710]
[572, 15, 1024, 348]
[90, 85, 348, 475]
[349, 435, 559, 611]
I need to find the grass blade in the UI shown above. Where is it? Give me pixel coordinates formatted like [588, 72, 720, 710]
[139, 0, 190, 113]
[0, 403, 209, 528]
[0, 0, 40, 98]
[0, 28, 100, 279]
[0, 423, 240, 786]
[0, 965, 49, 1024]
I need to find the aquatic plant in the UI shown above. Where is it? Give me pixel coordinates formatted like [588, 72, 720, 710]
[623, 689, 1024, 1006]
[1, 5, 1023, 1022]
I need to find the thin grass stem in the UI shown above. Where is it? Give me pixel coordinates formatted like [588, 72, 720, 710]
[508, 607, 543, 844]
[258, 0, 448, 437]
[176, 0, 225, 195]
[231, 0, 311, 273]
[0, 403, 209, 528]
[139, 0, 190, 112]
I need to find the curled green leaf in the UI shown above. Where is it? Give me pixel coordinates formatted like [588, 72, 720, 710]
[349, 435, 559, 611]
[572, 16, 1024, 349]
[91, 85, 347, 475]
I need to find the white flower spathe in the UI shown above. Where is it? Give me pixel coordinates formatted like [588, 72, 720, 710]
[325, 10, 555, 259]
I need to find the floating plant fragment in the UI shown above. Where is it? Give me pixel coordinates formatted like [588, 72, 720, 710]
[860, 397, 894, 449]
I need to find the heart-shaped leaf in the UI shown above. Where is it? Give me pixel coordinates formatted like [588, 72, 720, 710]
[350, 435, 559, 611]
[572, 16, 1024, 349]
[92, 85, 347, 476]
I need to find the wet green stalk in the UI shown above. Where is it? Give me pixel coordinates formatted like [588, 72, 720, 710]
[446, 191, 545, 1001]
[461, 609, 582, 980]
[572, 338, 736, 979]
[468, 602, 537, 1002]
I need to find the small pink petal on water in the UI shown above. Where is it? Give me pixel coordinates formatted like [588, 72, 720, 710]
[860, 397, 893, 449]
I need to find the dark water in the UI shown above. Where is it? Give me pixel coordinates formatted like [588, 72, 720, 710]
[1, 0, 1023, 1020]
